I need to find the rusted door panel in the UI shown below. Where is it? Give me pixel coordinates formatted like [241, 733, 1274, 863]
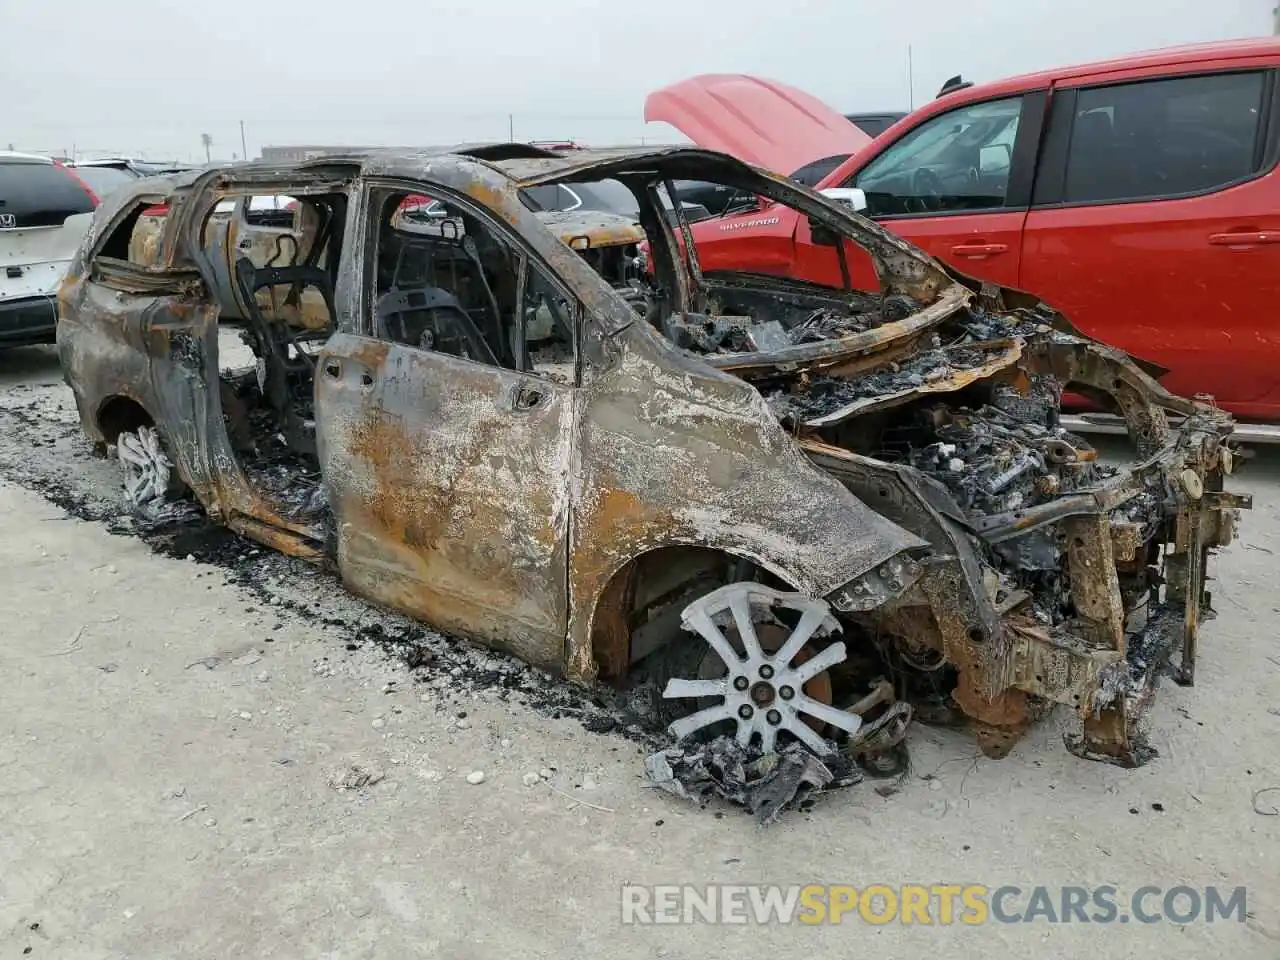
[59, 275, 168, 442]
[139, 303, 225, 496]
[315, 332, 572, 669]
[59, 264, 223, 498]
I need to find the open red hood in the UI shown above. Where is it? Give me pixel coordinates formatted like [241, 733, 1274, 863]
[644, 74, 871, 177]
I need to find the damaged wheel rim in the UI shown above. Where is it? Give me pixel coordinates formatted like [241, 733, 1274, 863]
[662, 583, 860, 755]
[117, 426, 174, 507]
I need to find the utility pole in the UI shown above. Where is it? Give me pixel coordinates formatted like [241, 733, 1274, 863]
[200, 133, 212, 163]
[240, 120, 248, 160]
[508, 114, 514, 142]
[908, 45, 915, 110]
[1273, 3, 1279, 34]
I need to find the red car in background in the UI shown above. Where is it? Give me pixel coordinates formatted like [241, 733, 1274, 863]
[649, 39, 1280, 420]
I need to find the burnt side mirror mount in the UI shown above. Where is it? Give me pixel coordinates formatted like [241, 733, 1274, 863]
[808, 187, 868, 245]
[807, 216, 840, 246]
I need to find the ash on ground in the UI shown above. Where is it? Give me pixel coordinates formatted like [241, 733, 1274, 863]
[0, 381, 662, 750]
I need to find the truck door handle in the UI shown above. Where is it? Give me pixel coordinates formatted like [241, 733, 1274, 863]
[1208, 230, 1280, 247]
[950, 242, 1009, 257]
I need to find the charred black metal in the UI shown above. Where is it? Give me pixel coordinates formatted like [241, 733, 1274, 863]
[57, 145, 1249, 775]
[644, 736, 862, 825]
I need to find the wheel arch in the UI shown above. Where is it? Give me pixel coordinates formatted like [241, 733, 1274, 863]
[576, 541, 805, 685]
[95, 393, 155, 445]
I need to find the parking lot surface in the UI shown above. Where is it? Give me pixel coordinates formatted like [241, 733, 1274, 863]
[1, 344, 1277, 959]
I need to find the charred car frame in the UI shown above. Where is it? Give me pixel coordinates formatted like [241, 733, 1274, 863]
[58, 144, 1248, 766]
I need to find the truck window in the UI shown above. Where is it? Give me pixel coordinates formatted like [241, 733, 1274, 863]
[790, 154, 852, 187]
[846, 96, 1024, 217]
[1060, 71, 1266, 203]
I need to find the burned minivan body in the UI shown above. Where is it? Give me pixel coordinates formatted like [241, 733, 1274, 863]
[58, 145, 1248, 766]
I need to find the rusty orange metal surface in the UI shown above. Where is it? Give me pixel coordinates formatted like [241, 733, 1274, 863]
[55, 147, 1251, 768]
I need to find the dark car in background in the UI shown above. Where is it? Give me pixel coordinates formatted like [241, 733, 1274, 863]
[0, 154, 195, 349]
[72, 157, 197, 178]
[522, 177, 711, 224]
[0, 152, 97, 347]
[65, 163, 137, 200]
[69, 158, 199, 202]
[844, 112, 908, 138]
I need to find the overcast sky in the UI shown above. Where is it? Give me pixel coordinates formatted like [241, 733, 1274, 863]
[5, 0, 1271, 161]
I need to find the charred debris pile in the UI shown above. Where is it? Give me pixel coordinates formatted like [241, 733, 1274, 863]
[680, 296, 1097, 504]
[219, 335, 327, 523]
[675, 297, 1136, 628]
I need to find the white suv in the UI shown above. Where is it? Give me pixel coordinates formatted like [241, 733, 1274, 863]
[0, 152, 97, 348]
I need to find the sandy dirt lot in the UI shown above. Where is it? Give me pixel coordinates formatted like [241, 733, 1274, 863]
[1, 343, 1278, 959]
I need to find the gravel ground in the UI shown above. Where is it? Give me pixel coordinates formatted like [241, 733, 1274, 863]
[1, 343, 1278, 959]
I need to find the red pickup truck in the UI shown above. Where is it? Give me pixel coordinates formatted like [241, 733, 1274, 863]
[649, 40, 1280, 419]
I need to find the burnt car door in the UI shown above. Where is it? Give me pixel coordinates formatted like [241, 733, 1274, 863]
[315, 181, 575, 668]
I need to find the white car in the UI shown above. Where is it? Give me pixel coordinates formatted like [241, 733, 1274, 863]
[0, 152, 96, 348]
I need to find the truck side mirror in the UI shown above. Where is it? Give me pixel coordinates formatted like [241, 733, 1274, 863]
[979, 143, 1012, 174]
[818, 186, 868, 213]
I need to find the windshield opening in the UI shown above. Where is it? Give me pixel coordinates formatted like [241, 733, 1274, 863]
[533, 159, 950, 356]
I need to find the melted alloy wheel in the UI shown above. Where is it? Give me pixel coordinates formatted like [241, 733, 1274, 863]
[661, 583, 861, 755]
[118, 426, 175, 508]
